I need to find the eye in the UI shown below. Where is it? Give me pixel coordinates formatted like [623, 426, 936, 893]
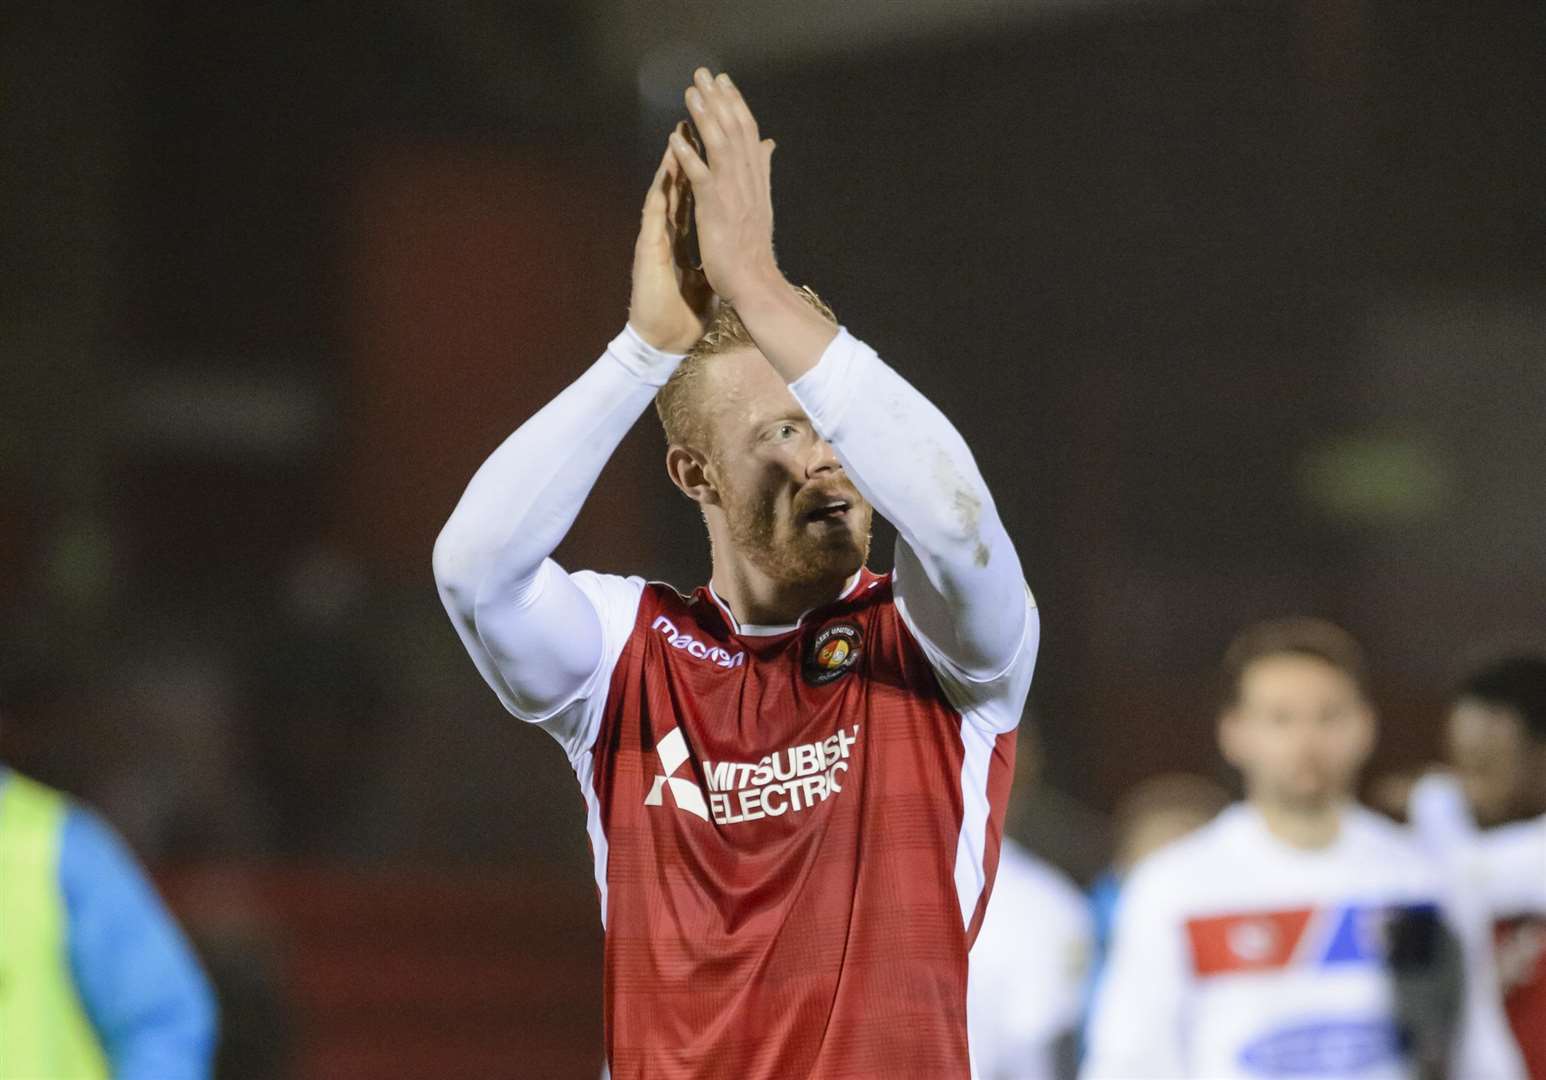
[765, 422, 800, 442]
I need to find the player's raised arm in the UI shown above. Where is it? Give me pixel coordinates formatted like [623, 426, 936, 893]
[669, 69, 1034, 697]
[432, 147, 710, 732]
[1470, 813, 1546, 915]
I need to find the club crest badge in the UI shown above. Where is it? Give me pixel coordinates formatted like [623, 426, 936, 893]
[804, 622, 862, 685]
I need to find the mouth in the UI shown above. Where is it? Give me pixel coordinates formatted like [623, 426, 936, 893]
[802, 498, 852, 525]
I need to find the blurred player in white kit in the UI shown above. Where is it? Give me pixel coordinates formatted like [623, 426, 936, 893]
[967, 828, 1093, 1079]
[1402, 654, 1546, 1079]
[1082, 617, 1524, 1080]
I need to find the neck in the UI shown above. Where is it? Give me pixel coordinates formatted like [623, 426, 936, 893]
[709, 553, 853, 629]
[1250, 795, 1345, 850]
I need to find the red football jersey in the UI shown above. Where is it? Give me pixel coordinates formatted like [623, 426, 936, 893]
[1497, 916, 1546, 1079]
[576, 567, 1026, 1079]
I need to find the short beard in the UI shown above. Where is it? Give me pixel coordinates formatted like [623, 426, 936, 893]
[719, 479, 873, 593]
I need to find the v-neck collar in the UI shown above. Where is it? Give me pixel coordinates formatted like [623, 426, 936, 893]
[706, 570, 866, 637]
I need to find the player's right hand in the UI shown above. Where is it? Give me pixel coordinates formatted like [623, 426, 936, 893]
[629, 138, 714, 353]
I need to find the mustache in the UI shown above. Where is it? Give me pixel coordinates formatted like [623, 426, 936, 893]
[793, 481, 866, 518]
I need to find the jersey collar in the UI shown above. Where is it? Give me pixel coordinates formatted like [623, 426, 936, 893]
[707, 570, 866, 638]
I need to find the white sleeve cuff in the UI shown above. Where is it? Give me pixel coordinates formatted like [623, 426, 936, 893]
[788, 327, 863, 438]
[611, 324, 688, 388]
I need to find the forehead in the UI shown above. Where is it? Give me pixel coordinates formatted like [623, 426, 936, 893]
[699, 347, 805, 433]
[1238, 653, 1360, 701]
[1448, 698, 1525, 734]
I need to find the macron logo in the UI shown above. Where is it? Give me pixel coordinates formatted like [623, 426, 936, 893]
[652, 615, 745, 668]
[643, 727, 709, 820]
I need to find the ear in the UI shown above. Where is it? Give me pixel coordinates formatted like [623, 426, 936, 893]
[665, 444, 721, 506]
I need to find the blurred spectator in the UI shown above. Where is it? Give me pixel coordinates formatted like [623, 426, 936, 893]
[241, 545, 389, 856]
[1082, 617, 1524, 1080]
[1402, 654, 1546, 1079]
[181, 897, 296, 1080]
[1443, 654, 1546, 829]
[0, 763, 218, 1078]
[1084, 771, 1229, 1037]
[93, 641, 263, 859]
[968, 830, 1093, 1080]
[1005, 722, 1113, 886]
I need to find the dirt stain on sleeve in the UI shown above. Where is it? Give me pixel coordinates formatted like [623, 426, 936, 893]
[933, 446, 988, 565]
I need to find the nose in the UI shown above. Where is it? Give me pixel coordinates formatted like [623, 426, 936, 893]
[806, 436, 841, 478]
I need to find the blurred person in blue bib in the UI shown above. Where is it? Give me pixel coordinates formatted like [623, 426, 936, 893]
[0, 755, 218, 1079]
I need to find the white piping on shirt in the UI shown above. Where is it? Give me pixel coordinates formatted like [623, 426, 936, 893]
[705, 570, 866, 637]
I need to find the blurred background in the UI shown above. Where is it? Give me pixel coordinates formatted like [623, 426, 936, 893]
[1, 0, 1541, 1076]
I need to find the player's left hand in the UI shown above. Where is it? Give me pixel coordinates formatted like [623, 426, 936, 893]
[669, 68, 781, 308]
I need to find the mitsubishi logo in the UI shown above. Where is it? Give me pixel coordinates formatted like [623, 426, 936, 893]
[643, 727, 708, 820]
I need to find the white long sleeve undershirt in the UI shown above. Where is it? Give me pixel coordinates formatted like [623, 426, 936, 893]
[432, 324, 684, 721]
[788, 330, 1031, 683]
[433, 323, 1035, 743]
